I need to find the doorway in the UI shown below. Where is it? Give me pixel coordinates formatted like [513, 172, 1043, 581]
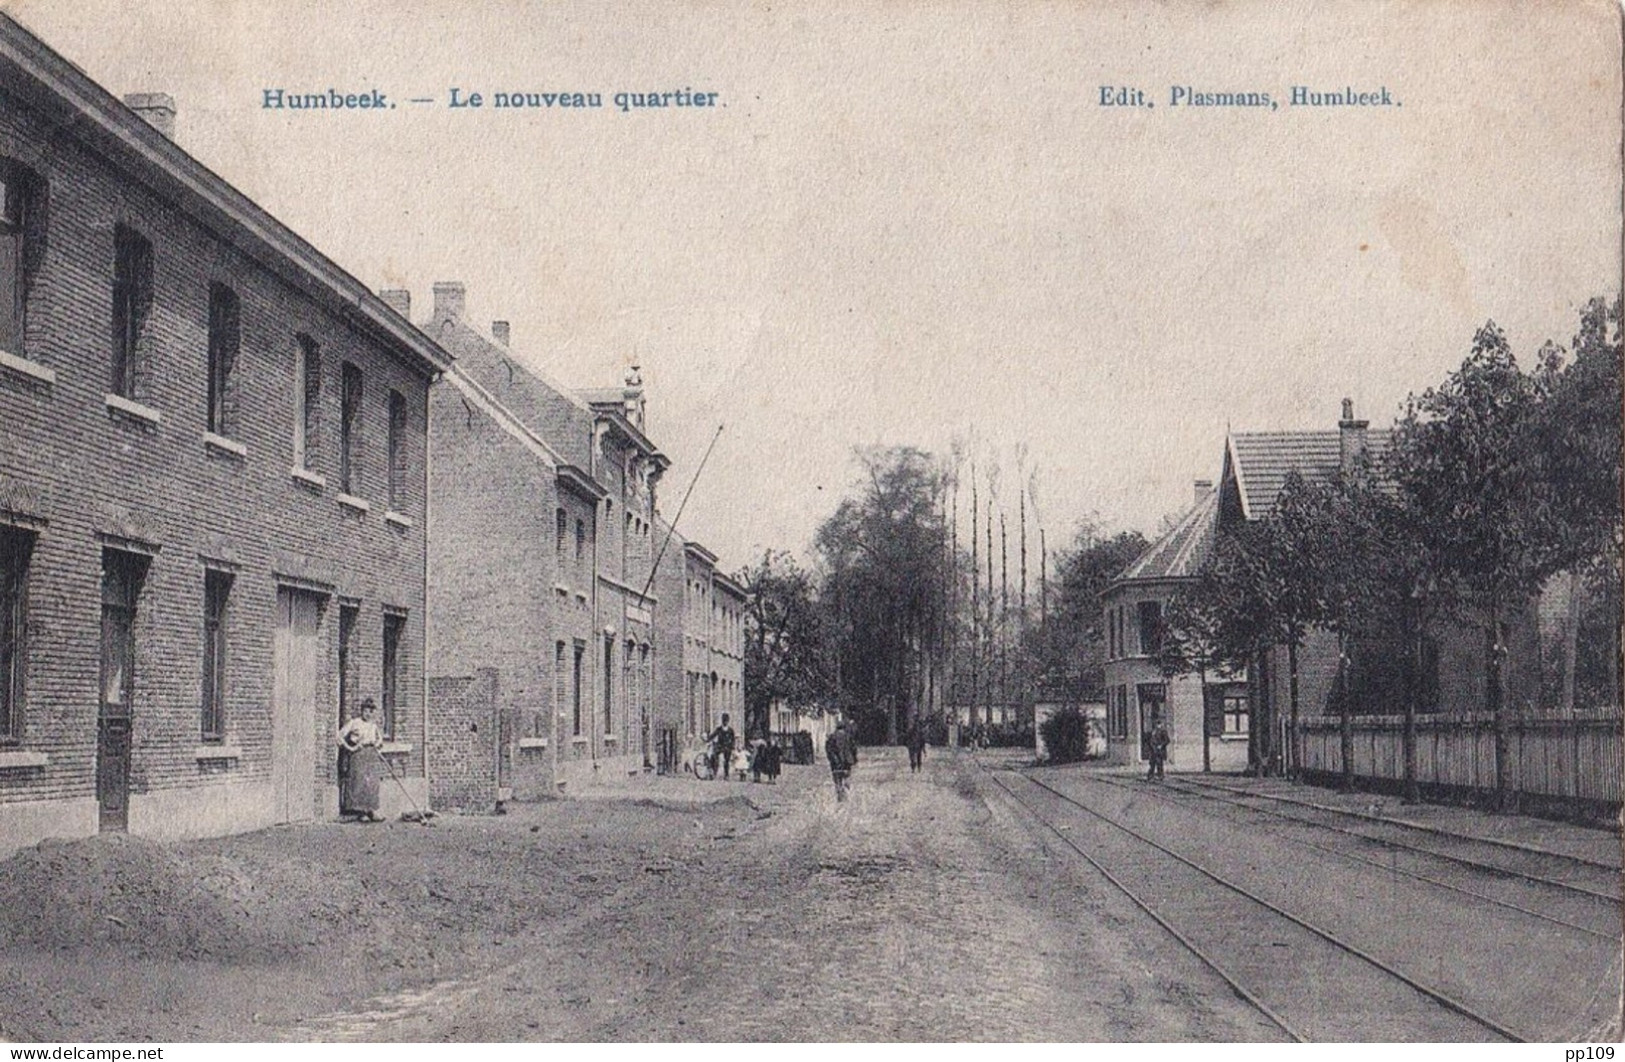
[98, 549, 148, 832]
[272, 587, 324, 823]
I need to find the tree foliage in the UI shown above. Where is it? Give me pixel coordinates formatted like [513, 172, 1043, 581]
[739, 550, 832, 739]
[1029, 528, 1148, 701]
[816, 446, 950, 744]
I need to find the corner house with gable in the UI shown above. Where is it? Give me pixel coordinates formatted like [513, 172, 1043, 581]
[0, 14, 451, 854]
[1101, 480, 1249, 773]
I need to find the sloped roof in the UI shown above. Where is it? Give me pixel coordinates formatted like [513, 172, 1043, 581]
[436, 319, 595, 468]
[1226, 429, 1390, 519]
[0, 14, 452, 379]
[1114, 487, 1218, 585]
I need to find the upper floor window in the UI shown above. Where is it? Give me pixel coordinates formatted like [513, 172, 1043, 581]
[1137, 600, 1163, 658]
[293, 334, 320, 469]
[339, 362, 362, 494]
[111, 224, 154, 399]
[575, 519, 586, 564]
[555, 508, 568, 557]
[0, 165, 41, 359]
[387, 389, 407, 510]
[206, 284, 239, 437]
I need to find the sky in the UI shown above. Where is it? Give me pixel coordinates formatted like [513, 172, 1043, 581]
[10, 0, 1621, 573]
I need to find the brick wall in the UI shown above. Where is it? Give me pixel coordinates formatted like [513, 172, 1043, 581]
[0, 82, 432, 844]
[427, 669, 498, 811]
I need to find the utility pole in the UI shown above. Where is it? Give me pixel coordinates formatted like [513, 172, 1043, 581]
[970, 461, 980, 730]
[985, 471, 994, 728]
[1019, 485, 1028, 728]
[947, 469, 958, 744]
[1000, 511, 1008, 725]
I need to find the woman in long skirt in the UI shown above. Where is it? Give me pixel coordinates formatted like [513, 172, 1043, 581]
[337, 697, 385, 822]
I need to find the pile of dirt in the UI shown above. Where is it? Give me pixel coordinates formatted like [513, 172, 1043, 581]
[0, 833, 384, 963]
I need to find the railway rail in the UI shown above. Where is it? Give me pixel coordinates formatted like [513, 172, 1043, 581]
[986, 767, 1527, 1042]
[1166, 774, 1620, 902]
[1078, 771, 1620, 942]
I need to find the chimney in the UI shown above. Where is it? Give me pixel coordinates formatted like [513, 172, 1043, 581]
[623, 364, 645, 429]
[1338, 397, 1370, 474]
[379, 289, 411, 319]
[432, 281, 465, 323]
[491, 321, 510, 347]
[1194, 479, 1214, 504]
[124, 93, 176, 139]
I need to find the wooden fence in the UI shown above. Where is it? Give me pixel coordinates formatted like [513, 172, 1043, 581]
[1297, 712, 1622, 812]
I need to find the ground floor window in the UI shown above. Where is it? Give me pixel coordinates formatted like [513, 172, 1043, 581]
[382, 611, 405, 740]
[0, 525, 33, 743]
[200, 569, 232, 741]
[1223, 692, 1248, 735]
[1108, 684, 1129, 739]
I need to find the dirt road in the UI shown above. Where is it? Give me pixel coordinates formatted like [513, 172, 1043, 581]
[0, 747, 1279, 1042]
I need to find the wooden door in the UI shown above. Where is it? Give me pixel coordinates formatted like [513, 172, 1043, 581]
[271, 588, 322, 823]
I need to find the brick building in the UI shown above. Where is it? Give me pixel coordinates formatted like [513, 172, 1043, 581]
[652, 529, 747, 771]
[0, 14, 450, 854]
[424, 286, 665, 800]
[1213, 400, 1540, 776]
[1101, 480, 1248, 772]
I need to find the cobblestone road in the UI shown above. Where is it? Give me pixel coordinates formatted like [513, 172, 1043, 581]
[296, 747, 1282, 1041]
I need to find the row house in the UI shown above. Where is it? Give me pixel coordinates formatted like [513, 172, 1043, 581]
[424, 283, 665, 802]
[652, 527, 746, 770]
[1101, 480, 1248, 773]
[0, 14, 450, 854]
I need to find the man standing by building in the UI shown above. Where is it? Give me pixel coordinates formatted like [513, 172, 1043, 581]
[826, 720, 858, 802]
[1147, 720, 1170, 780]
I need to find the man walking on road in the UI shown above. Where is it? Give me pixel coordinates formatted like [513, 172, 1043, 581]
[708, 713, 737, 781]
[906, 718, 927, 773]
[826, 720, 858, 802]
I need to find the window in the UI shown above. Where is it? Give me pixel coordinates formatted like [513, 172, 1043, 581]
[382, 611, 404, 741]
[1224, 692, 1248, 736]
[0, 526, 33, 744]
[572, 642, 584, 737]
[574, 519, 586, 564]
[337, 603, 358, 726]
[339, 362, 362, 494]
[555, 508, 568, 557]
[603, 635, 614, 733]
[1137, 600, 1163, 658]
[200, 570, 231, 741]
[293, 335, 320, 469]
[0, 166, 39, 358]
[554, 640, 566, 735]
[100, 550, 147, 720]
[1137, 682, 1166, 735]
[206, 285, 239, 436]
[111, 225, 154, 399]
[1108, 685, 1129, 739]
[387, 390, 407, 510]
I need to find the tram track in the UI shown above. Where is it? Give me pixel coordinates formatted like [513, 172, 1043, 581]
[1164, 774, 1620, 903]
[985, 766, 1527, 1042]
[1079, 771, 1619, 942]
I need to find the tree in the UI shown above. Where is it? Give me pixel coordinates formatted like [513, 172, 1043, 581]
[739, 550, 832, 740]
[1152, 576, 1227, 771]
[1385, 321, 1562, 810]
[1028, 528, 1148, 704]
[816, 446, 951, 744]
